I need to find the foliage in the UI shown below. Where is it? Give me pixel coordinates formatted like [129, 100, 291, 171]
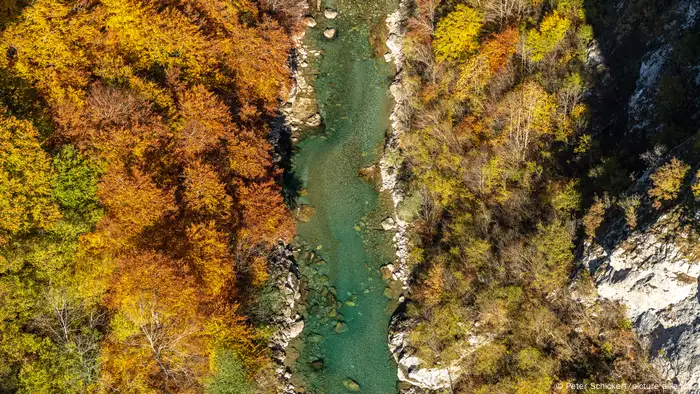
[617, 194, 641, 229]
[0, 113, 60, 245]
[648, 157, 690, 207]
[583, 194, 609, 239]
[692, 170, 700, 199]
[0, 0, 297, 391]
[525, 12, 571, 62]
[433, 5, 483, 62]
[401, 0, 658, 390]
[206, 351, 256, 394]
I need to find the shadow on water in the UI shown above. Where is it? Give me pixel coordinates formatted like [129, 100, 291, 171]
[270, 113, 304, 209]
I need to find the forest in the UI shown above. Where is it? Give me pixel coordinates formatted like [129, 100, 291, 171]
[0, 0, 301, 392]
[394, 0, 693, 391]
[2, 0, 698, 392]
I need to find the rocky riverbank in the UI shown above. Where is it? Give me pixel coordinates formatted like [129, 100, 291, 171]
[267, 244, 304, 394]
[379, 0, 411, 287]
[379, 0, 471, 391]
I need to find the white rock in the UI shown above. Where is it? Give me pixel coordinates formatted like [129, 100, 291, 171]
[306, 113, 322, 127]
[381, 217, 396, 231]
[324, 8, 338, 19]
[302, 16, 317, 27]
[583, 207, 700, 391]
[388, 313, 471, 390]
[323, 27, 337, 39]
[288, 319, 305, 339]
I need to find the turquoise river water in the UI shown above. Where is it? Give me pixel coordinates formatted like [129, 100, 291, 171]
[288, 0, 400, 392]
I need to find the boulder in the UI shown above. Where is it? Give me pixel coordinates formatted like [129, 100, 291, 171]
[334, 321, 346, 334]
[381, 217, 396, 231]
[291, 95, 319, 126]
[324, 8, 338, 19]
[342, 378, 360, 392]
[302, 16, 317, 27]
[289, 319, 304, 339]
[310, 359, 324, 370]
[323, 28, 337, 39]
[295, 204, 316, 223]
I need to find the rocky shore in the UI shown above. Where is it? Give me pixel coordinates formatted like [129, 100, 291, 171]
[267, 244, 304, 394]
[379, 0, 411, 287]
[379, 0, 469, 391]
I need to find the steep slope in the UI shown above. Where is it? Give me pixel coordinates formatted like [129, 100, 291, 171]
[580, 0, 700, 390]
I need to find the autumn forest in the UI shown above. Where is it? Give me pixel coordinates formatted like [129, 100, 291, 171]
[2, 0, 698, 392]
[0, 0, 300, 392]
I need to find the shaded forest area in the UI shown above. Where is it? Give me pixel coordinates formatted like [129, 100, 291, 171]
[0, 0, 305, 392]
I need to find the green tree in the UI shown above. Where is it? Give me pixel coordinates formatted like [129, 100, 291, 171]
[207, 351, 256, 394]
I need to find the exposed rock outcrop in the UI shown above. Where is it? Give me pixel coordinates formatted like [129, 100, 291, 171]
[388, 309, 478, 391]
[582, 205, 700, 391]
[580, 1, 700, 391]
[380, 0, 411, 287]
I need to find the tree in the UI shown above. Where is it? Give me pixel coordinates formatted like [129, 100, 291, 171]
[433, 5, 483, 62]
[183, 162, 232, 219]
[101, 252, 206, 392]
[0, 113, 60, 245]
[96, 165, 176, 246]
[52, 145, 103, 215]
[525, 11, 571, 62]
[498, 81, 556, 161]
[185, 221, 233, 297]
[648, 157, 690, 207]
[175, 85, 232, 162]
[206, 350, 256, 394]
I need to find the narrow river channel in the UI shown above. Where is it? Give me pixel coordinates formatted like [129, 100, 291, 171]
[287, 0, 400, 392]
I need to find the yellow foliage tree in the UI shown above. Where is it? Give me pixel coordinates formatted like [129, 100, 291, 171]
[648, 157, 690, 207]
[433, 5, 483, 62]
[498, 81, 556, 161]
[525, 11, 571, 62]
[0, 113, 61, 245]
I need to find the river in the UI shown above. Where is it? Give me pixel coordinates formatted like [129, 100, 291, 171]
[287, 0, 400, 392]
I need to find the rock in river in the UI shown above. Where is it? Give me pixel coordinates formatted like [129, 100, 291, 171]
[302, 16, 317, 27]
[324, 8, 338, 19]
[343, 378, 360, 391]
[324, 28, 337, 39]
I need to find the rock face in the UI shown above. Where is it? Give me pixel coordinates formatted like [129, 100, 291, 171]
[577, 0, 700, 391]
[582, 205, 700, 392]
[618, 0, 700, 138]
